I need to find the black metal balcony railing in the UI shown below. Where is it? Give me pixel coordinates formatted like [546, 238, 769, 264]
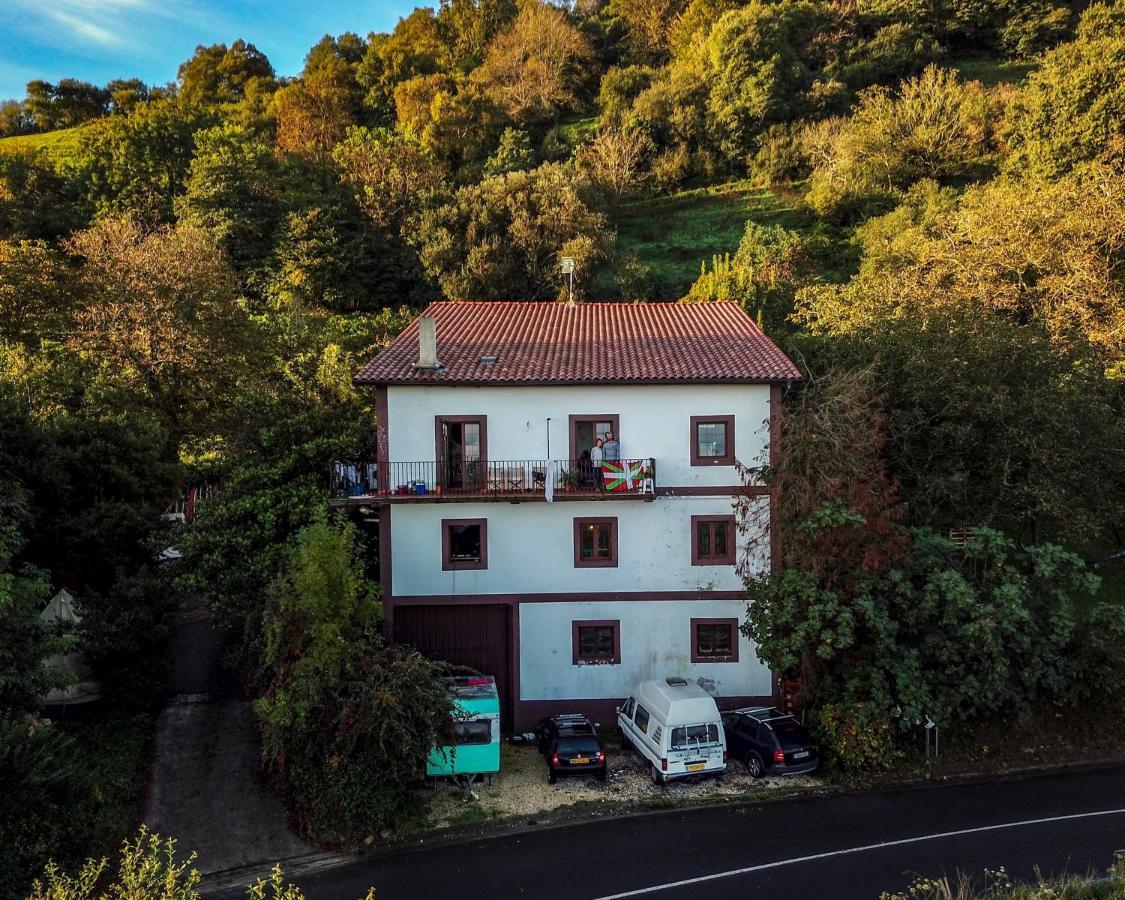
[330, 458, 656, 500]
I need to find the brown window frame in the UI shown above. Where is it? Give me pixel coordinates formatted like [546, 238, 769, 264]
[572, 619, 621, 665]
[691, 514, 737, 566]
[573, 516, 619, 568]
[568, 414, 620, 462]
[441, 518, 488, 571]
[690, 415, 735, 466]
[690, 618, 740, 664]
[435, 414, 488, 467]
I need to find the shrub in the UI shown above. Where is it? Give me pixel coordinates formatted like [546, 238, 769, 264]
[815, 703, 901, 772]
[255, 523, 452, 844]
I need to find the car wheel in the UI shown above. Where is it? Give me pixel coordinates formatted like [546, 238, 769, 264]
[745, 753, 765, 779]
[547, 767, 557, 785]
[649, 764, 664, 786]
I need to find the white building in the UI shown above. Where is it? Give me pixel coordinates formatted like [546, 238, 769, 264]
[347, 301, 801, 729]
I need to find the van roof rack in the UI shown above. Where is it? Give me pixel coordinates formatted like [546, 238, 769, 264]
[665, 677, 689, 686]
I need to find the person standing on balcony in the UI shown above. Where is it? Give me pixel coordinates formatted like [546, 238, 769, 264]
[603, 432, 620, 461]
[591, 437, 606, 491]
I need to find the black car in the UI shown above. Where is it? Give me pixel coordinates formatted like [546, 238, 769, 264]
[720, 707, 818, 778]
[536, 714, 607, 784]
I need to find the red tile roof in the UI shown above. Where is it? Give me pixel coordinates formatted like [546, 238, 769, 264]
[355, 301, 803, 386]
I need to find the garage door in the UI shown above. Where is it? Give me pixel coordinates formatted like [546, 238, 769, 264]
[393, 604, 513, 729]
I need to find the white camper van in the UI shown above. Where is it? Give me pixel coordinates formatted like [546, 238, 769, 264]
[618, 677, 727, 784]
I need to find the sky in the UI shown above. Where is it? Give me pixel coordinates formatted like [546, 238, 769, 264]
[0, 0, 420, 101]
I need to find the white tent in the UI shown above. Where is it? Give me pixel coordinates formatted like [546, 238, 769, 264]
[39, 588, 102, 708]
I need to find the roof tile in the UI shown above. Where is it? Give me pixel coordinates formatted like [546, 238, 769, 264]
[355, 301, 803, 385]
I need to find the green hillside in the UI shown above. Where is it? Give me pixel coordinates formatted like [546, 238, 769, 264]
[0, 123, 92, 161]
[607, 180, 813, 299]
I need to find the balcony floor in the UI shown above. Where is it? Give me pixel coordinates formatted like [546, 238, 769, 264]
[329, 489, 655, 506]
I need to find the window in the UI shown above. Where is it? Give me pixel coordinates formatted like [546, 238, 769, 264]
[691, 618, 740, 663]
[691, 515, 736, 566]
[634, 705, 651, 734]
[621, 697, 635, 718]
[671, 723, 721, 750]
[690, 415, 735, 466]
[441, 518, 488, 570]
[447, 719, 492, 745]
[573, 517, 618, 567]
[572, 620, 621, 665]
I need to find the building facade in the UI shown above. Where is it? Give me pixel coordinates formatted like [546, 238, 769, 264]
[348, 301, 801, 729]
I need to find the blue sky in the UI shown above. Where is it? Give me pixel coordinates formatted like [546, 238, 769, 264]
[0, 0, 420, 101]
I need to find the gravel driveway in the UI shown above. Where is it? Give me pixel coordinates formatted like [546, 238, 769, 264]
[425, 739, 819, 827]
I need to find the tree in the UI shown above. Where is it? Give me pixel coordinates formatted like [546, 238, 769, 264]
[393, 75, 500, 173]
[418, 161, 613, 300]
[473, 0, 596, 122]
[607, 0, 691, 62]
[178, 41, 275, 109]
[484, 126, 536, 175]
[357, 9, 447, 124]
[795, 167, 1125, 540]
[804, 66, 1000, 219]
[578, 126, 652, 198]
[65, 216, 250, 438]
[274, 57, 363, 161]
[0, 240, 74, 348]
[332, 126, 446, 232]
[65, 98, 217, 221]
[0, 153, 85, 242]
[438, 0, 520, 70]
[176, 124, 285, 277]
[1003, 2, 1125, 179]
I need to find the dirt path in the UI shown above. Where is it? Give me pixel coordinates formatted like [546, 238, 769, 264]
[143, 597, 318, 875]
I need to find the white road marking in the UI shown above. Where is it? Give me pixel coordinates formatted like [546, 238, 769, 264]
[591, 807, 1125, 899]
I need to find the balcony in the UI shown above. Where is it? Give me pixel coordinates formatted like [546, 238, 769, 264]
[330, 458, 657, 504]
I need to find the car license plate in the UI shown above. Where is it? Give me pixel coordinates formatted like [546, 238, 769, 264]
[573, 756, 590, 764]
[793, 751, 810, 760]
[687, 763, 706, 772]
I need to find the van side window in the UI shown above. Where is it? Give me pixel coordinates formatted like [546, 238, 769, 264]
[635, 705, 651, 734]
[447, 719, 491, 746]
[622, 697, 635, 718]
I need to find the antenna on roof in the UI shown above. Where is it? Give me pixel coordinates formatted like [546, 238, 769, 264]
[560, 257, 575, 306]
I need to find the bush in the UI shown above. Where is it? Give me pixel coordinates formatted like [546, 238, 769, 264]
[255, 523, 452, 844]
[814, 703, 901, 772]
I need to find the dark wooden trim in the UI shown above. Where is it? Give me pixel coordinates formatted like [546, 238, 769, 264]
[571, 619, 621, 665]
[690, 617, 740, 663]
[690, 415, 736, 466]
[769, 384, 783, 574]
[513, 695, 774, 731]
[378, 502, 392, 602]
[389, 589, 748, 605]
[656, 485, 768, 497]
[440, 517, 488, 570]
[434, 414, 489, 481]
[573, 516, 619, 568]
[568, 413, 620, 461]
[691, 514, 737, 566]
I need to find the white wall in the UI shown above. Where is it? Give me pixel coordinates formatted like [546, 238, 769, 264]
[389, 496, 770, 597]
[385, 383, 771, 488]
[518, 599, 771, 700]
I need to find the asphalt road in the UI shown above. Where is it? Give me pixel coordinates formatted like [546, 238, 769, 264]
[236, 766, 1125, 900]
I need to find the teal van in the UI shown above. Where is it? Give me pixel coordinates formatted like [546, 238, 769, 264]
[426, 675, 501, 785]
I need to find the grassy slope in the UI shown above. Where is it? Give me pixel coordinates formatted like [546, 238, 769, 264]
[0, 123, 91, 161]
[605, 180, 815, 300]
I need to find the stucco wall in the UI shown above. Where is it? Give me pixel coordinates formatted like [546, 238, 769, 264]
[384, 383, 771, 488]
[518, 599, 771, 701]
[389, 496, 769, 597]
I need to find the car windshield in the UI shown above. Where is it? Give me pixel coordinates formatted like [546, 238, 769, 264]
[773, 721, 812, 748]
[670, 723, 721, 750]
[558, 737, 600, 754]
